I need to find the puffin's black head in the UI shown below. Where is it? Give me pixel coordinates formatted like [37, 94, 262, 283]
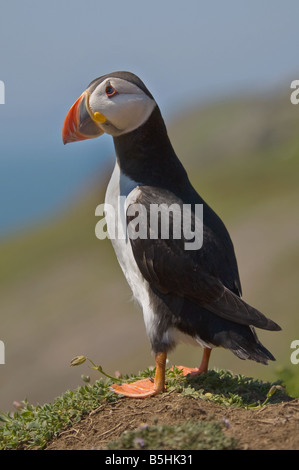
[62, 71, 156, 144]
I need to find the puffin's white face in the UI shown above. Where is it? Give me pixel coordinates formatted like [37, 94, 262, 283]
[62, 75, 156, 143]
[89, 78, 156, 137]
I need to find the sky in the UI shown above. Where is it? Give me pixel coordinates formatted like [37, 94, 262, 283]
[0, 0, 298, 236]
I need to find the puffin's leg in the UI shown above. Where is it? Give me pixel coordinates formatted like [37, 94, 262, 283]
[110, 352, 167, 398]
[174, 347, 211, 376]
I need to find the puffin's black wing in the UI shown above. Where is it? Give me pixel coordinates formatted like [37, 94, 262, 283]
[127, 185, 280, 332]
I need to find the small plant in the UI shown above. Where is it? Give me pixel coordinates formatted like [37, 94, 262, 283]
[107, 420, 237, 450]
[70, 355, 123, 382]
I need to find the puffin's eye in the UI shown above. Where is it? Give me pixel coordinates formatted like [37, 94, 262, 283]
[105, 84, 117, 98]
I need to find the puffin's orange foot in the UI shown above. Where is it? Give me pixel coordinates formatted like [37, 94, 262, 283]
[173, 348, 211, 377]
[110, 378, 164, 398]
[172, 365, 206, 376]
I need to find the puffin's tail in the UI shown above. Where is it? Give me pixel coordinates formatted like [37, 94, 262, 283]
[226, 326, 276, 365]
[179, 300, 279, 365]
[203, 286, 281, 332]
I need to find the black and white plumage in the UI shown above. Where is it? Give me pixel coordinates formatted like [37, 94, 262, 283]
[63, 71, 281, 397]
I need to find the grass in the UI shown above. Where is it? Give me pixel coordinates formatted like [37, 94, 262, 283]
[275, 366, 299, 398]
[0, 379, 117, 450]
[107, 420, 237, 451]
[0, 367, 288, 450]
[165, 367, 287, 408]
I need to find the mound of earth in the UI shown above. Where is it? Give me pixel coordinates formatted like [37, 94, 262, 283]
[45, 393, 299, 451]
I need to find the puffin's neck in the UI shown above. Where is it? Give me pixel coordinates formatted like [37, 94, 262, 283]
[113, 106, 189, 194]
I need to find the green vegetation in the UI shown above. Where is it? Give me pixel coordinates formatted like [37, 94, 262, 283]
[0, 367, 288, 450]
[0, 379, 117, 450]
[107, 420, 237, 451]
[173, 368, 286, 408]
[275, 367, 299, 399]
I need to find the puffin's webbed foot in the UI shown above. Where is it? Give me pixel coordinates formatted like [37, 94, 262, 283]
[110, 352, 167, 398]
[173, 347, 211, 376]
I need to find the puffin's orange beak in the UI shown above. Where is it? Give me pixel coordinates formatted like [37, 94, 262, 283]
[62, 91, 105, 144]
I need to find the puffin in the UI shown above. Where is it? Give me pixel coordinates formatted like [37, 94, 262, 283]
[62, 71, 281, 398]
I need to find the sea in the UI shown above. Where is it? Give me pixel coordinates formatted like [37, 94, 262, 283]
[0, 128, 113, 240]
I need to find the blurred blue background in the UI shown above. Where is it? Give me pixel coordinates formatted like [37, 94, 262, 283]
[0, 0, 297, 237]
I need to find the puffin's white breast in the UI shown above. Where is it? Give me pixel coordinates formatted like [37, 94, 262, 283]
[104, 162, 154, 333]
